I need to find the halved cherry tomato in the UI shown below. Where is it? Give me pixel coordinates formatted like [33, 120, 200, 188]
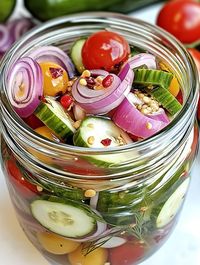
[156, 1, 200, 44]
[82, 31, 130, 72]
[109, 242, 144, 265]
[6, 159, 38, 197]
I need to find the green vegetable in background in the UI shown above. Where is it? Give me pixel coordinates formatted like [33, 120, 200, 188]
[25, 0, 121, 21]
[0, 0, 16, 22]
[24, 0, 164, 21]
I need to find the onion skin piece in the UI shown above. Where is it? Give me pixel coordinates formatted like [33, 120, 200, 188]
[28, 46, 76, 79]
[7, 57, 43, 118]
[112, 94, 168, 139]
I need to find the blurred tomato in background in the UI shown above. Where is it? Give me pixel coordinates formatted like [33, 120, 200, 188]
[157, 0, 200, 122]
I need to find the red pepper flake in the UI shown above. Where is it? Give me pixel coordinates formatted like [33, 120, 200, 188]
[49, 67, 64, 79]
[102, 74, 114, 88]
[60, 94, 73, 109]
[101, 138, 112, 146]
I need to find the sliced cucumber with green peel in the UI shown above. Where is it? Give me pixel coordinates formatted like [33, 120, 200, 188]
[34, 97, 75, 141]
[70, 38, 86, 73]
[133, 69, 182, 115]
[147, 86, 182, 115]
[73, 116, 133, 166]
[133, 69, 173, 90]
[31, 199, 97, 238]
[156, 178, 190, 228]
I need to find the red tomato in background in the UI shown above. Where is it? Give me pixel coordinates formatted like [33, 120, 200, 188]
[188, 48, 200, 75]
[197, 99, 200, 121]
[187, 48, 200, 120]
[6, 159, 38, 197]
[82, 31, 130, 72]
[156, 0, 200, 44]
[109, 242, 144, 265]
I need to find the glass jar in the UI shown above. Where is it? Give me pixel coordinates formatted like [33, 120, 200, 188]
[0, 13, 199, 265]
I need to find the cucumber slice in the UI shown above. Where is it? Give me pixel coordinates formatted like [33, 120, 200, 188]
[70, 38, 86, 74]
[34, 97, 75, 141]
[133, 69, 173, 90]
[133, 69, 182, 115]
[147, 86, 182, 115]
[31, 199, 97, 238]
[73, 116, 133, 166]
[156, 178, 190, 228]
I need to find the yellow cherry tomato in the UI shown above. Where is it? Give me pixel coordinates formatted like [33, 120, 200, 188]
[159, 62, 180, 97]
[68, 245, 108, 265]
[29, 126, 60, 164]
[40, 62, 69, 97]
[37, 232, 80, 255]
[168, 75, 180, 97]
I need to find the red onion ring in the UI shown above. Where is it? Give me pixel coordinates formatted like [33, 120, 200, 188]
[28, 46, 76, 79]
[7, 57, 43, 118]
[147, 108, 170, 124]
[7, 18, 34, 43]
[0, 18, 34, 55]
[0, 25, 12, 53]
[112, 93, 168, 139]
[128, 53, 157, 70]
[72, 64, 133, 114]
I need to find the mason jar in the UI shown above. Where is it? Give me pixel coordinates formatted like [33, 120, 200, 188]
[0, 13, 199, 265]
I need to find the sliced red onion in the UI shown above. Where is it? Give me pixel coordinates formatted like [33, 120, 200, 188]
[90, 192, 99, 209]
[0, 18, 34, 55]
[28, 46, 76, 79]
[96, 236, 126, 248]
[128, 53, 157, 70]
[112, 93, 168, 139]
[0, 24, 12, 53]
[7, 57, 43, 118]
[7, 18, 34, 43]
[73, 104, 86, 121]
[72, 64, 133, 114]
[147, 108, 170, 124]
[72, 210, 107, 242]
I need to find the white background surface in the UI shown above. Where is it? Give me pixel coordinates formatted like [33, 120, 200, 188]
[0, 1, 200, 265]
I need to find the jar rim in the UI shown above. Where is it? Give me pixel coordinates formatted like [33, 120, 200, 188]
[0, 12, 199, 156]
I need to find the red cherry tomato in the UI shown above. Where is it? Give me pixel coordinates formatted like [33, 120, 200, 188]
[176, 90, 183, 105]
[82, 31, 130, 72]
[6, 159, 38, 197]
[109, 242, 144, 265]
[156, 1, 200, 44]
[23, 114, 44, 129]
[60, 94, 74, 109]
